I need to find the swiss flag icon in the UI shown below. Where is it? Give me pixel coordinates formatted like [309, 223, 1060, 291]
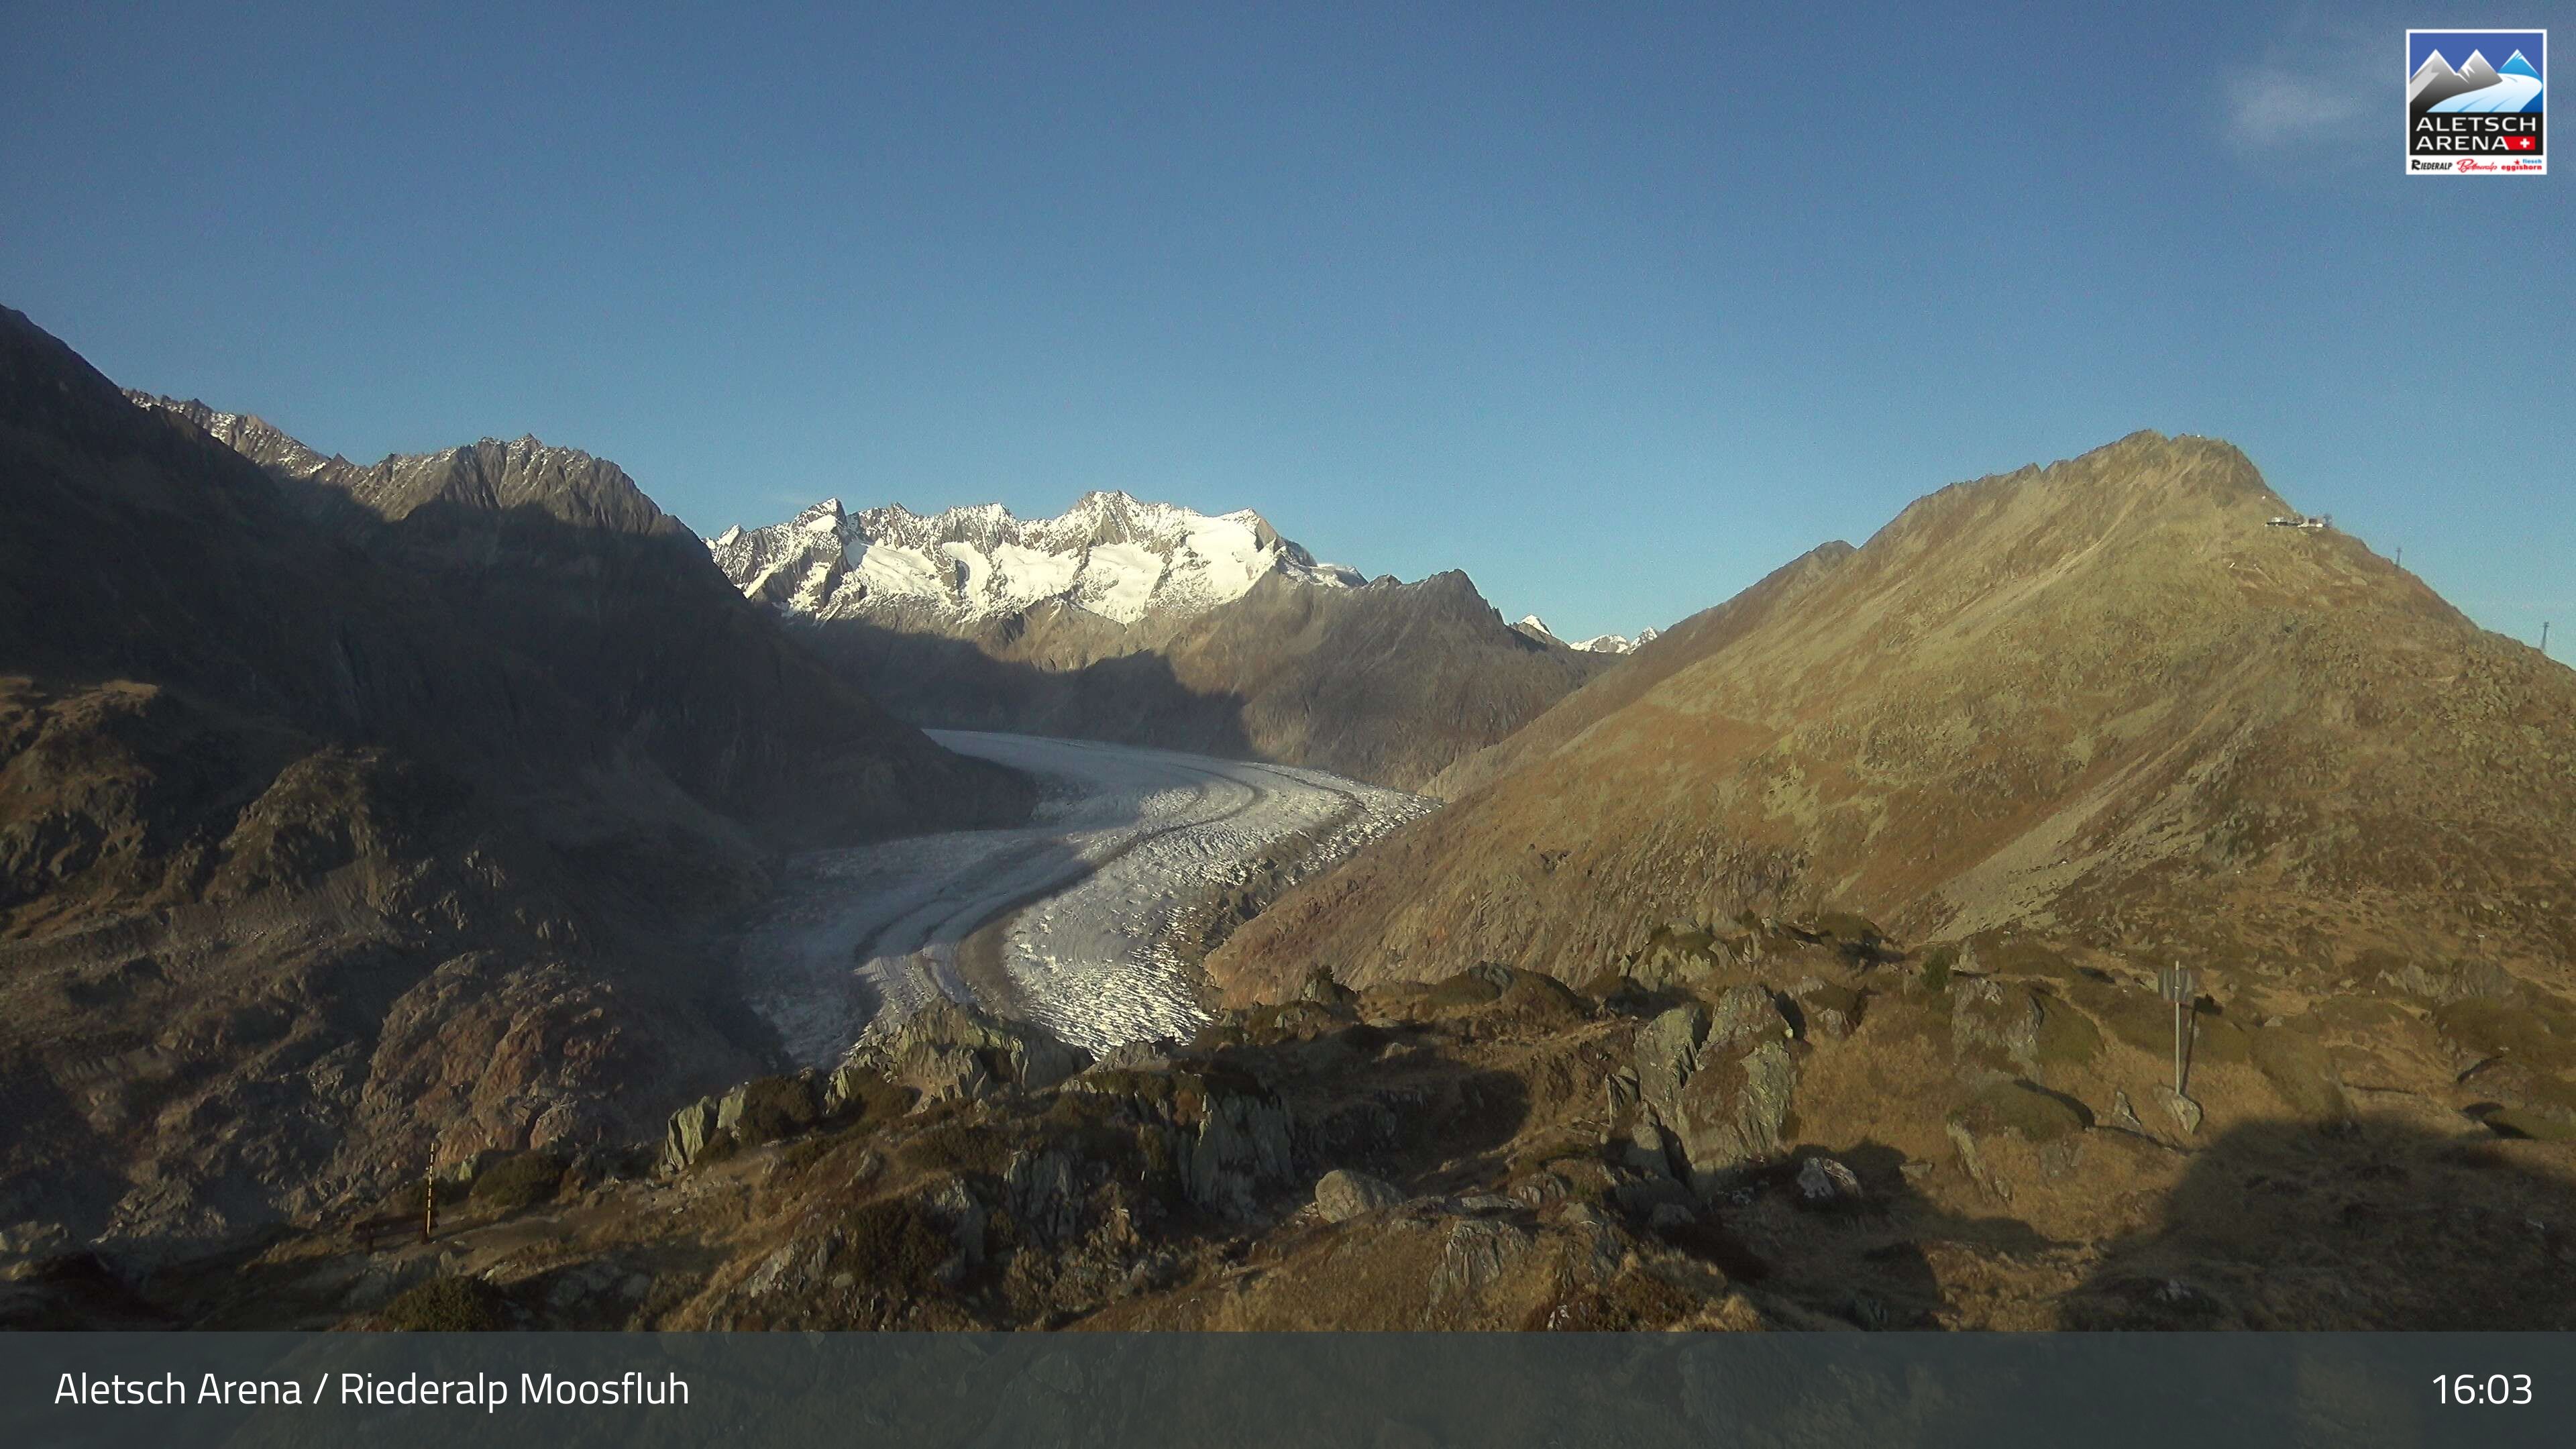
[2504, 136, 2538, 152]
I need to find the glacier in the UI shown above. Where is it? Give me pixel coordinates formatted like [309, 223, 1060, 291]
[733, 732, 1434, 1062]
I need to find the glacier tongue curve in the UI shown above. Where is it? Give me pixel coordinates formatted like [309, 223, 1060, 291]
[733, 731, 1433, 1063]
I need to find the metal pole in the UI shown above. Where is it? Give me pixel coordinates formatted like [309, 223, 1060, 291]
[2159, 965, 2197, 1097]
[2544, 622, 2553, 657]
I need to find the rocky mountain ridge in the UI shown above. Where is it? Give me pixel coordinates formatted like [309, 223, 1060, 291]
[714, 494, 1619, 791]
[1214, 429, 2576, 1058]
[713, 491, 1367, 628]
[4, 314, 1030, 1262]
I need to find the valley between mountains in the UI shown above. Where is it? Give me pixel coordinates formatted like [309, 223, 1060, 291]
[738, 731, 1428, 1065]
[5, 304, 2574, 1334]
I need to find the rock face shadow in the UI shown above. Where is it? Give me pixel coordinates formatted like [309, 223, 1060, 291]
[808, 617, 1266, 767]
[1697, 1138, 2059, 1330]
[2060, 1115, 2576, 1329]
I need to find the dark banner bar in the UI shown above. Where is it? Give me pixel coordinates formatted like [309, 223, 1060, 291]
[5, 1332, 2572, 1449]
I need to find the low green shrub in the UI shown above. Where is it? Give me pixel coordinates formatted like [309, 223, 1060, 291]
[382, 1276, 508, 1331]
[837, 1199, 952, 1291]
[898, 1123, 1010, 1175]
[467, 1151, 566, 1212]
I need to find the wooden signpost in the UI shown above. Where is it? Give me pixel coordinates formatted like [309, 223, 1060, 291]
[2158, 966, 2198, 1096]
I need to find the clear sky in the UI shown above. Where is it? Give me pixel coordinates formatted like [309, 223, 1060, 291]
[4, 2, 2569, 647]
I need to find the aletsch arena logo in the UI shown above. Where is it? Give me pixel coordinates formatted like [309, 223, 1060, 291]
[2407, 29, 2546, 174]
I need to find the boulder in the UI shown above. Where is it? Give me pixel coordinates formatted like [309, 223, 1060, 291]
[1602, 1065, 1642, 1122]
[1630, 987, 1800, 1193]
[716, 1073, 821, 1148]
[2112, 1088, 2144, 1131]
[1666, 1039, 1798, 1191]
[1795, 1155, 1862, 1203]
[2157, 1085, 2203, 1136]
[1314, 1168, 1405, 1223]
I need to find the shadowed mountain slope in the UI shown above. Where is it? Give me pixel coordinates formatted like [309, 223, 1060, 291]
[0, 311, 1029, 1258]
[714, 495, 1617, 792]
[1212, 431, 2576, 1006]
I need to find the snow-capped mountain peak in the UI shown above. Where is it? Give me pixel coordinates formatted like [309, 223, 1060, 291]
[710, 490, 1368, 626]
[1570, 625, 1662, 655]
[1513, 614, 1660, 654]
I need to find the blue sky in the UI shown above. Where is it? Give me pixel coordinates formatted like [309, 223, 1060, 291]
[2410, 31, 2544, 75]
[3, 2, 2569, 647]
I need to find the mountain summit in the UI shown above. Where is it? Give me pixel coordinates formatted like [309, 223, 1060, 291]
[1214, 429, 2576, 1005]
[7, 337, 1028, 1256]
[711, 493, 1619, 790]
[712, 491, 1364, 627]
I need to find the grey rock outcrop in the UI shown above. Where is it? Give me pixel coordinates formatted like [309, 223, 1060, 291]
[2157, 1085, 2203, 1136]
[1313, 1169, 1404, 1223]
[1428, 1218, 1538, 1310]
[1951, 978, 2045, 1078]
[718, 1074, 821, 1144]
[1796, 1155, 1862, 1203]
[1005, 1147, 1091, 1246]
[1630, 985, 1801, 1194]
[661, 1097, 722, 1175]
[845, 1000, 1087, 1106]
[1187, 1088, 1296, 1218]
[660, 1073, 823, 1173]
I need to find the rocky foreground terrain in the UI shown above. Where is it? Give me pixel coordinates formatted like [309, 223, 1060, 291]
[0, 311, 1030, 1265]
[15, 916, 2571, 1332]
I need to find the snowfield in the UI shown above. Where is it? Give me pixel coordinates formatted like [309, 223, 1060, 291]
[737, 732, 1434, 1063]
[708, 490, 1370, 629]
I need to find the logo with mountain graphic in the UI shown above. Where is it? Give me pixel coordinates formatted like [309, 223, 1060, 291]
[2408, 30, 2545, 174]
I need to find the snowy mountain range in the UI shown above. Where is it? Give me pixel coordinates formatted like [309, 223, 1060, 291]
[710, 492, 1371, 627]
[710, 492, 1621, 789]
[2410, 48, 2544, 115]
[712, 492, 1656, 653]
[1511, 614, 1663, 655]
